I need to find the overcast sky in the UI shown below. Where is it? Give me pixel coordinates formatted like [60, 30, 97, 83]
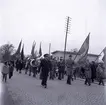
[0, 0, 106, 55]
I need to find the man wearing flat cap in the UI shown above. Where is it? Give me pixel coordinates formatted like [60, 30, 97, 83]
[39, 54, 52, 88]
[66, 54, 74, 85]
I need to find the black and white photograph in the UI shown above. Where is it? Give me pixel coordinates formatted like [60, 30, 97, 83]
[0, 0, 106, 105]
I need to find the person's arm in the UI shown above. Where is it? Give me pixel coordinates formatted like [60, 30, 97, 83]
[38, 60, 43, 73]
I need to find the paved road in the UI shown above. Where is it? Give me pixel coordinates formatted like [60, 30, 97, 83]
[0, 63, 14, 105]
[5, 70, 106, 105]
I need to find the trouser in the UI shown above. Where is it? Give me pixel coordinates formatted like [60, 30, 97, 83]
[41, 73, 48, 86]
[58, 71, 64, 80]
[9, 72, 13, 79]
[67, 75, 72, 84]
[40, 71, 42, 79]
[73, 71, 76, 80]
[99, 78, 104, 85]
[49, 71, 54, 80]
[2, 73, 7, 82]
[91, 78, 95, 83]
[29, 67, 32, 76]
[55, 71, 58, 77]
[19, 69, 22, 73]
[16, 67, 19, 72]
[53, 71, 56, 78]
[25, 68, 28, 74]
[62, 71, 64, 79]
[85, 78, 91, 86]
[33, 67, 37, 77]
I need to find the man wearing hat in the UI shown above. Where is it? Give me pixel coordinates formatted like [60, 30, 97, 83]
[39, 54, 52, 88]
[66, 54, 74, 85]
[57, 57, 65, 80]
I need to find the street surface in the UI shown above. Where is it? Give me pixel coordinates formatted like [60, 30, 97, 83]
[3, 70, 106, 105]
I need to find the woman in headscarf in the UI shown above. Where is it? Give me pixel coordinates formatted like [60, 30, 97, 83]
[1, 61, 9, 82]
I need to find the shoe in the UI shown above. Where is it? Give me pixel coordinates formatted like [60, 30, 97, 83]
[67, 82, 71, 85]
[44, 85, 47, 88]
[89, 84, 91, 86]
[102, 84, 105, 86]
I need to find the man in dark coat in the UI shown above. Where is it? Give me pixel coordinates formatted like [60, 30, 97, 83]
[9, 61, 14, 79]
[16, 59, 20, 72]
[18, 60, 23, 73]
[90, 61, 96, 83]
[25, 59, 30, 74]
[39, 54, 52, 88]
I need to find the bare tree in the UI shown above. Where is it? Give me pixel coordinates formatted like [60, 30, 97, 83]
[0, 43, 14, 62]
[70, 48, 78, 53]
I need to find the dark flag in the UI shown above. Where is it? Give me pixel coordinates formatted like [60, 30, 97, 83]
[21, 44, 24, 61]
[102, 47, 106, 78]
[31, 41, 36, 58]
[14, 40, 22, 58]
[39, 42, 42, 57]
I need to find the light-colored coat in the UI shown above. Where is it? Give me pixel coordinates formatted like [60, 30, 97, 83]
[2, 64, 9, 74]
[66, 59, 74, 76]
[96, 66, 105, 79]
[84, 64, 91, 78]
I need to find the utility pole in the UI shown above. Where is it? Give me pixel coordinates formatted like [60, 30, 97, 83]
[64, 16, 71, 66]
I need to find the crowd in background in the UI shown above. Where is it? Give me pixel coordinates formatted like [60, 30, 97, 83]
[1, 54, 105, 88]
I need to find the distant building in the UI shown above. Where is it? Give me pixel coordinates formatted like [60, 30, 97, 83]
[52, 50, 99, 62]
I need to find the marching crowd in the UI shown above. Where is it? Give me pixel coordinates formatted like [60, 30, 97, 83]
[1, 54, 105, 88]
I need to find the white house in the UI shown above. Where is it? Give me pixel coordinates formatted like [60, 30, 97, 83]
[52, 50, 99, 62]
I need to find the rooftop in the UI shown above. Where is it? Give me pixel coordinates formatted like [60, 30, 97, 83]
[52, 50, 99, 57]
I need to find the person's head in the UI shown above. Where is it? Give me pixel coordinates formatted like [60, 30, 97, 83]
[53, 57, 56, 61]
[4, 61, 7, 65]
[99, 62, 103, 67]
[92, 61, 96, 65]
[69, 54, 72, 59]
[98, 63, 101, 67]
[44, 54, 50, 60]
[50, 55, 53, 59]
[54, 57, 56, 60]
[60, 57, 63, 61]
[84, 60, 89, 66]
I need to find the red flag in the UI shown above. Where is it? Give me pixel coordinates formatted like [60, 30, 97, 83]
[78, 33, 90, 62]
[102, 47, 106, 62]
[102, 47, 106, 78]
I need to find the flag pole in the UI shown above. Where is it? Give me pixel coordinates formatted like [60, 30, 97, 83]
[95, 48, 105, 62]
[73, 32, 90, 61]
[49, 43, 51, 55]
